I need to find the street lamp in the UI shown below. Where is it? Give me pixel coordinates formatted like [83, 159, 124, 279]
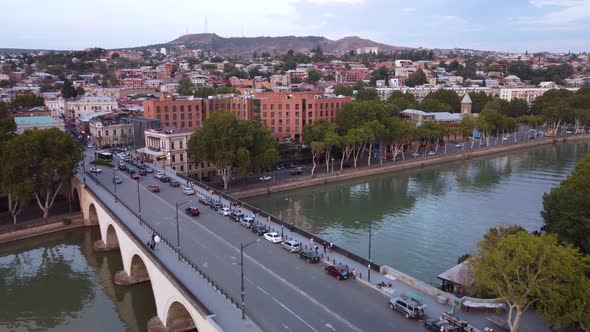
[368, 219, 373, 282]
[240, 239, 260, 320]
[166, 151, 171, 176]
[175, 200, 191, 260]
[137, 177, 142, 224]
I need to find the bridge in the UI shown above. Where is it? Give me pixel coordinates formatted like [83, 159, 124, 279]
[72, 152, 426, 332]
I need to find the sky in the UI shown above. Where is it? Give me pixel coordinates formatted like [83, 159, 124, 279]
[1, 0, 589, 52]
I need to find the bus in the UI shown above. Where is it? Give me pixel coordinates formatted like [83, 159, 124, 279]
[95, 151, 113, 160]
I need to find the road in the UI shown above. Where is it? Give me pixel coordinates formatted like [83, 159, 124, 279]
[85, 153, 425, 332]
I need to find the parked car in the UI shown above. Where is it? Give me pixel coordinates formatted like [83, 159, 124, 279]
[153, 172, 164, 179]
[87, 143, 94, 148]
[118, 164, 127, 171]
[454, 143, 463, 148]
[185, 207, 200, 216]
[290, 168, 303, 176]
[113, 176, 122, 184]
[231, 211, 244, 221]
[89, 167, 102, 173]
[324, 264, 350, 280]
[132, 173, 140, 180]
[126, 167, 136, 174]
[144, 167, 153, 173]
[218, 207, 231, 216]
[160, 176, 171, 183]
[169, 180, 180, 187]
[388, 295, 425, 319]
[198, 197, 211, 206]
[263, 232, 282, 243]
[281, 240, 302, 253]
[138, 169, 147, 176]
[428, 151, 436, 156]
[148, 185, 160, 193]
[240, 216, 255, 228]
[182, 186, 196, 195]
[251, 224, 268, 236]
[424, 319, 460, 332]
[259, 175, 272, 181]
[210, 202, 222, 211]
[412, 152, 420, 157]
[298, 250, 320, 263]
[200, 176, 211, 182]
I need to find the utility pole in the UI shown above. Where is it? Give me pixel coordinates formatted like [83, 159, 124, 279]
[368, 220, 372, 282]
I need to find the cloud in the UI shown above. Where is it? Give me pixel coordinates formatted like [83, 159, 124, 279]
[514, 0, 590, 30]
[529, 0, 583, 7]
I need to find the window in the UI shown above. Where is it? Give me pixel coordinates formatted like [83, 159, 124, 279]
[180, 105, 184, 112]
[173, 114, 177, 120]
[308, 112, 312, 118]
[278, 112, 282, 118]
[172, 106, 176, 112]
[270, 104, 274, 110]
[114, 130, 117, 136]
[278, 104, 282, 110]
[295, 104, 299, 110]
[105, 130, 109, 136]
[271, 112, 275, 118]
[164, 106, 168, 112]
[263, 112, 267, 118]
[295, 111, 299, 117]
[286, 104, 290, 110]
[180, 165, 184, 172]
[181, 121, 185, 127]
[286, 111, 290, 117]
[180, 141, 183, 149]
[165, 114, 169, 120]
[188, 105, 192, 112]
[180, 113, 185, 120]
[271, 119, 275, 125]
[331, 103, 334, 108]
[278, 127, 283, 133]
[172, 155, 176, 162]
[320, 103, 323, 109]
[320, 111, 324, 117]
[308, 104, 312, 109]
[171, 141, 175, 150]
[278, 119, 283, 125]
[286, 119, 290, 125]
[156, 106, 161, 113]
[180, 153, 184, 161]
[295, 119, 299, 125]
[263, 104, 267, 110]
[173, 122, 177, 127]
[188, 112, 192, 119]
[188, 121, 193, 127]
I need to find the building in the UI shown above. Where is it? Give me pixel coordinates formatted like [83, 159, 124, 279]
[121, 116, 161, 148]
[499, 87, 579, 104]
[14, 116, 64, 134]
[401, 109, 463, 125]
[460, 94, 472, 115]
[140, 128, 216, 178]
[143, 95, 207, 130]
[65, 96, 118, 118]
[88, 115, 134, 148]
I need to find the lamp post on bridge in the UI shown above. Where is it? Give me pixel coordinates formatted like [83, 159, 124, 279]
[240, 239, 260, 320]
[368, 219, 373, 282]
[175, 200, 191, 260]
[137, 177, 142, 224]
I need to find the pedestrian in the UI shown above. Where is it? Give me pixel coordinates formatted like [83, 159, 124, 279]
[323, 242, 327, 253]
[310, 237, 314, 247]
[314, 244, 319, 254]
[351, 268, 356, 279]
[154, 234, 161, 250]
[329, 242, 333, 252]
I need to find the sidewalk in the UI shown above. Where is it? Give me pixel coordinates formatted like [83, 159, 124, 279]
[149, 161, 552, 332]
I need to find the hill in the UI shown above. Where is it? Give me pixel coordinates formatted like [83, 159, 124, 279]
[158, 33, 407, 55]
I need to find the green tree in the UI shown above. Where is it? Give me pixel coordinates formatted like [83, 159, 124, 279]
[422, 89, 461, 113]
[2, 128, 82, 220]
[405, 68, 427, 87]
[303, 119, 331, 176]
[355, 88, 379, 102]
[187, 111, 277, 190]
[369, 66, 388, 86]
[387, 91, 417, 111]
[61, 79, 77, 98]
[111, 52, 120, 60]
[542, 153, 590, 254]
[305, 69, 322, 84]
[333, 84, 353, 96]
[468, 91, 490, 114]
[11, 93, 45, 108]
[178, 78, 194, 96]
[471, 231, 587, 332]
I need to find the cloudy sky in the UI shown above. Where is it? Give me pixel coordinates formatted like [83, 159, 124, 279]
[1, 0, 589, 52]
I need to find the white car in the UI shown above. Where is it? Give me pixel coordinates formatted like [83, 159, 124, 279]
[219, 207, 231, 216]
[281, 240, 302, 253]
[412, 152, 420, 157]
[153, 172, 164, 179]
[259, 176, 272, 181]
[87, 143, 94, 148]
[89, 167, 102, 173]
[454, 143, 463, 148]
[428, 151, 436, 156]
[240, 216, 255, 228]
[502, 136, 510, 141]
[565, 130, 573, 134]
[182, 186, 195, 195]
[264, 232, 283, 243]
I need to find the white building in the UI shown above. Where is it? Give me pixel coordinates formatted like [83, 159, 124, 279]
[499, 87, 579, 103]
[65, 96, 118, 118]
[140, 128, 216, 178]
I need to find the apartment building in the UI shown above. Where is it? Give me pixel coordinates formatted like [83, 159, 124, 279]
[143, 95, 206, 130]
[499, 87, 579, 103]
[65, 96, 118, 118]
[88, 115, 134, 148]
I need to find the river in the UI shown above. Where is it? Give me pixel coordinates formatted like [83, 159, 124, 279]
[246, 141, 590, 285]
[0, 228, 156, 332]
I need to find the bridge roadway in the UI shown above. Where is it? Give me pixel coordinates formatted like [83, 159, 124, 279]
[87, 154, 424, 332]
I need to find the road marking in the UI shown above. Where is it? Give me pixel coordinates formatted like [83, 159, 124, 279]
[325, 323, 336, 331]
[256, 285, 269, 296]
[100, 169, 362, 332]
[272, 296, 320, 332]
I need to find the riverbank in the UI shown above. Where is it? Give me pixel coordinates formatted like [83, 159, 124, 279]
[0, 212, 86, 244]
[232, 134, 590, 199]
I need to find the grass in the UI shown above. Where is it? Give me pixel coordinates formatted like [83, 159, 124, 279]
[90, 158, 114, 167]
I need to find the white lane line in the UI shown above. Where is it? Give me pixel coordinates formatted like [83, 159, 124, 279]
[256, 286, 269, 296]
[272, 296, 320, 332]
[108, 173, 362, 332]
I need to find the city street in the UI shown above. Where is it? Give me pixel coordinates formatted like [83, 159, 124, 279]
[85, 153, 425, 332]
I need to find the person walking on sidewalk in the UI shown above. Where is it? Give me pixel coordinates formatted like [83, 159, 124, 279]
[323, 242, 327, 253]
[351, 268, 356, 279]
[314, 244, 319, 254]
[154, 234, 161, 250]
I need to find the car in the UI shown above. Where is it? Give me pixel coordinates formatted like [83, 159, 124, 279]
[160, 176, 171, 183]
[324, 264, 350, 280]
[219, 207, 231, 216]
[169, 180, 181, 187]
[298, 250, 320, 263]
[251, 224, 268, 235]
[118, 164, 127, 171]
[89, 167, 102, 173]
[148, 185, 160, 192]
[454, 143, 463, 148]
[153, 172, 164, 179]
[412, 152, 420, 157]
[290, 168, 303, 176]
[113, 176, 122, 184]
[240, 216, 255, 228]
[388, 295, 425, 319]
[565, 130, 573, 134]
[132, 173, 140, 180]
[263, 232, 283, 243]
[126, 167, 136, 174]
[198, 197, 211, 205]
[185, 207, 200, 216]
[210, 202, 222, 211]
[502, 135, 510, 141]
[182, 186, 196, 195]
[138, 169, 147, 176]
[259, 175, 272, 181]
[231, 211, 245, 221]
[281, 240, 302, 253]
[428, 151, 436, 156]
[145, 167, 153, 173]
[424, 319, 460, 332]
[529, 136, 536, 140]
[87, 143, 94, 148]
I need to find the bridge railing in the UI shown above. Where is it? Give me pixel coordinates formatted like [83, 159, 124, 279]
[82, 172, 243, 314]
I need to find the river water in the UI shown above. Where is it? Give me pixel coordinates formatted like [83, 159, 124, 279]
[246, 141, 590, 285]
[0, 228, 156, 332]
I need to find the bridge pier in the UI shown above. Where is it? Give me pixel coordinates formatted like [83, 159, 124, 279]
[147, 314, 196, 332]
[93, 239, 119, 252]
[114, 270, 150, 285]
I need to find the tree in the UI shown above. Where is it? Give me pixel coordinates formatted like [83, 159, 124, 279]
[187, 111, 277, 190]
[542, 153, 590, 254]
[333, 84, 353, 96]
[460, 116, 476, 148]
[75, 86, 85, 97]
[2, 128, 82, 220]
[61, 79, 77, 98]
[110, 52, 120, 60]
[11, 93, 44, 108]
[387, 91, 417, 111]
[303, 120, 331, 176]
[355, 88, 380, 102]
[422, 89, 461, 113]
[369, 66, 388, 86]
[468, 91, 490, 113]
[178, 78, 194, 96]
[405, 68, 427, 87]
[305, 69, 322, 84]
[471, 231, 587, 332]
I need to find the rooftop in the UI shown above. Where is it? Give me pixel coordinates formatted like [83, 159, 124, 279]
[14, 116, 57, 126]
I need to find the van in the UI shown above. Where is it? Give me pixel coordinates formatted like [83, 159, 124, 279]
[388, 295, 425, 319]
